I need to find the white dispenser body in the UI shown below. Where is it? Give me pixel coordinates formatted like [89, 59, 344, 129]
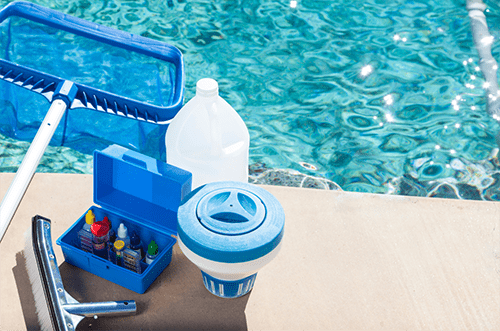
[166, 78, 249, 189]
[178, 237, 283, 281]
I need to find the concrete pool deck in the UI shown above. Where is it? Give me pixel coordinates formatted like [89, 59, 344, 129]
[1, 172, 499, 330]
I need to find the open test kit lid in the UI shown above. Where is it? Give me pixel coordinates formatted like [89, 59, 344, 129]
[94, 144, 192, 235]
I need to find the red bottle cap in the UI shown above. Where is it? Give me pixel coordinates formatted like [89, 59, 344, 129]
[91, 221, 109, 237]
[103, 216, 111, 227]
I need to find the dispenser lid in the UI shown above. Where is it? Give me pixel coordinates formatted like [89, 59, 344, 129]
[177, 181, 285, 263]
[196, 188, 267, 236]
[94, 145, 192, 235]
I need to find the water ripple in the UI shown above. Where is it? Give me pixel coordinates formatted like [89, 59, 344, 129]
[2, 0, 500, 201]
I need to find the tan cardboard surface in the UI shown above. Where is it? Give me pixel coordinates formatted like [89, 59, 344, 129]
[1, 173, 500, 330]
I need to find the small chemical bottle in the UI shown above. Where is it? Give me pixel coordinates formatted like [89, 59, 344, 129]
[129, 231, 143, 258]
[145, 240, 159, 265]
[117, 223, 130, 248]
[108, 233, 117, 264]
[113, 240, 125, 267]
[83, 210, 95, 231]
[78, 210, 95, 253]
[105, 219, 117, 263]
[91, 221, 109, 259]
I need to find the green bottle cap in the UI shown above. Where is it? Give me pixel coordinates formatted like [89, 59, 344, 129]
[148, 240, 158, 256]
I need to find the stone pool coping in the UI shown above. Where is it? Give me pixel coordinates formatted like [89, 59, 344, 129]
[1, 173, 499, 330]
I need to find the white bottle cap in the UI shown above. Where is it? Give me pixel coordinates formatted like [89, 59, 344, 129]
[196, 78, 218, 98]
[117, 223, 128, 239]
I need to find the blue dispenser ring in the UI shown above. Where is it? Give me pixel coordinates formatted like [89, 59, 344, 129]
[177, 182, 285, 263]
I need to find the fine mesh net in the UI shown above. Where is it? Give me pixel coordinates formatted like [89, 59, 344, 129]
[0, 12, 181, 160]
[0, 16, 177, 107]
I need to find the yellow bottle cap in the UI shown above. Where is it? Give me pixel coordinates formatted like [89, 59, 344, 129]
[85, 210, 95, 225]
[114, 240, 125, 250]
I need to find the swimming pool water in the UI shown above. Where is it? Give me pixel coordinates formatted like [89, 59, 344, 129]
[2, 0, 500, 201]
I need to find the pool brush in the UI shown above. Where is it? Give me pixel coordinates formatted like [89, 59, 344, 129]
[24, 215, 137, 330]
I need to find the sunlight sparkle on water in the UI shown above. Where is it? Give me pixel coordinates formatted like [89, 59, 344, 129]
[481, 35, 494, 46]
[360, 65, 373, 77]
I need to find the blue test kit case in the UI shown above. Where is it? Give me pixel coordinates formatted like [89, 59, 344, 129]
[56, 144, 192, 294]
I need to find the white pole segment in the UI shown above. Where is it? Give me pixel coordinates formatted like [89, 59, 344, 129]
[0, 99, 68, 242]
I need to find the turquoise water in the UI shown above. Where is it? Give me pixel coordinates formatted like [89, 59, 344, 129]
[2, 0, 500, 200]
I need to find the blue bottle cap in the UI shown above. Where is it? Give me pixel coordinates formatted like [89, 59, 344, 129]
[130, 232, 141, 248]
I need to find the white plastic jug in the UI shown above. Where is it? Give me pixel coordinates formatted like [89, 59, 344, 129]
[166, 78, 249, 189]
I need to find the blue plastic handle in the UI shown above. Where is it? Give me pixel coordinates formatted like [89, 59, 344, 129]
[122, 153, 148, 170]
[122, 150, 158, 173]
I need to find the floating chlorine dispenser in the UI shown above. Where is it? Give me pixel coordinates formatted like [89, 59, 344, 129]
[177, 181, 285, 298]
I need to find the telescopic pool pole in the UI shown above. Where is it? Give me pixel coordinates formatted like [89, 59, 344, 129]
[0, 1, 185, 244]
[467, 0, 500, 118]
[0, 81, 77, 243]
